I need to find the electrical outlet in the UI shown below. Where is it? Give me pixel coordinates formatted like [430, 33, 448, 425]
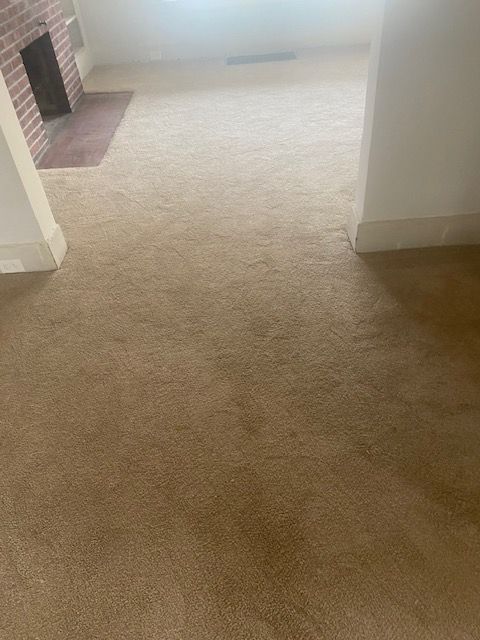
[0, 259, 25, 274]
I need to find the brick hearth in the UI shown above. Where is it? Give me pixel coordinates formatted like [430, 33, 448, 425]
[0, 0, 83, 161]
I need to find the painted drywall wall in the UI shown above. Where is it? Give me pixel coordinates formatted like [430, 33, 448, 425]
[77, 0, 381, 64]
[0, 72, 66, 271]
[352, 0, 480, 251]
[0, 128, 45, 245]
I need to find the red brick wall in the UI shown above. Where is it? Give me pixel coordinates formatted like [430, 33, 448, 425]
[0, 0, 83, 161]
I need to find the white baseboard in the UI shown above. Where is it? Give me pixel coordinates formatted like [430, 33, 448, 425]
[0, 224, 67, 273]
[347, 208, 480, 253]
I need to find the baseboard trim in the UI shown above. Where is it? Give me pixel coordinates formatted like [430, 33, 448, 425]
[0, 224, 67, 273]
[347, 208, 480, 253]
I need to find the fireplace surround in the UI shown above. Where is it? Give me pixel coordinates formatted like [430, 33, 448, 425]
[0, 0, 83, 162]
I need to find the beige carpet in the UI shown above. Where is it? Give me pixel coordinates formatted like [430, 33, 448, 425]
[1, 48, 480, 639]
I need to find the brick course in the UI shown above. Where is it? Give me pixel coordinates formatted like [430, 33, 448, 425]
[0, 0, 83, 161]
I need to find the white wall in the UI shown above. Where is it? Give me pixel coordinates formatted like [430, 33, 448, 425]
[77, 0, 381, 64]
[350, 0, 480, 251]
[72, 0, 95, 80]
[0, 73, 67, 272]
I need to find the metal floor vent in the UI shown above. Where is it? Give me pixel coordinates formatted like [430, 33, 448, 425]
[226, 51, 297, 65]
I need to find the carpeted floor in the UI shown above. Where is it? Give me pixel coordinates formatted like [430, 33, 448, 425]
[1, 47, 480, 639]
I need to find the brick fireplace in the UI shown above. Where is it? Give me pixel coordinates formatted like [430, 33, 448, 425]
[0, 0, 83, 162]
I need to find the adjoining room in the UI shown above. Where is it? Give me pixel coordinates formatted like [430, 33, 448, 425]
[1, 1, 480, 638]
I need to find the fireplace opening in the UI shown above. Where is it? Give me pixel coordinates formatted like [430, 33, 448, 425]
[20, 33, 71, 132]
